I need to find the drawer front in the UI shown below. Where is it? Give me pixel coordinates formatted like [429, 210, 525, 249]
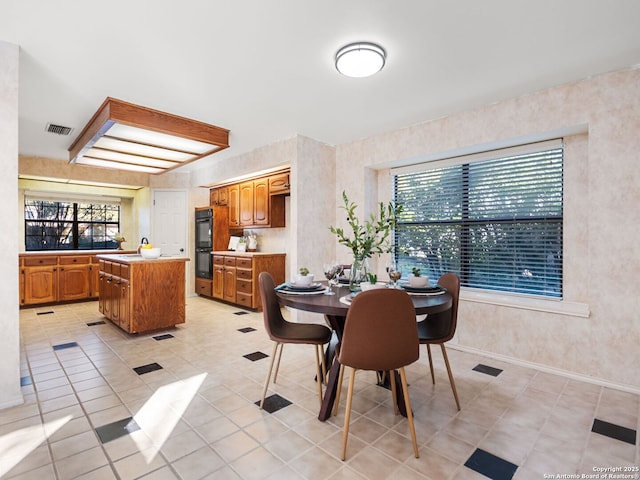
[24, 256, 57, 266]
[213, 255, 225, 266]
[60, 255, 91, 265]
[224, 256, 237, 267]
[236, 268, 252, 280]
[236, 279, 252, 295]
[236, 292, 253, 309]
[195, 278, 212, 296]
[119, 264, 130, 279]
[236, 258, 252, 269]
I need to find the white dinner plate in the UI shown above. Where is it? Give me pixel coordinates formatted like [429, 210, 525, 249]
[279, 288, 327, 295]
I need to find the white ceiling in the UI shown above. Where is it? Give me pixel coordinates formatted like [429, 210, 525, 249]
[4, 1, 640, 173]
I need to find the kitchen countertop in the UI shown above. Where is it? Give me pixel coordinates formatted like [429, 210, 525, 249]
[96, 253, 190, 263]
[212, 251, 285, 256]
[20, 250, 136, 256]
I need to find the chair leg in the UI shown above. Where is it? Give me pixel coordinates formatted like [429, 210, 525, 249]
[314, 345, 324, 406]
[272, 343, 284, 383]
[426, 344, 435, 384]
[320, 345, 328, 385]
[341, 367, 357, 461]
[399, 367, 419, 458]
[260, 342, 280, 408]
[333, 364, 345, 416]
[440, 344, 461, 411]
[389, 370, 399, 415]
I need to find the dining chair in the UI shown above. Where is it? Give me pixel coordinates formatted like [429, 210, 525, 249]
[417, 272, 461, 410]
[335, 288, 420, 460]
[258, 272, 332, 409]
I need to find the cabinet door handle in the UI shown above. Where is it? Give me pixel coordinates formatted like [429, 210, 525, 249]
[60, 267, 64, 271]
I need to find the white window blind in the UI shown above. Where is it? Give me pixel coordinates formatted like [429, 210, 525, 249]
[393, 141, 563, 298]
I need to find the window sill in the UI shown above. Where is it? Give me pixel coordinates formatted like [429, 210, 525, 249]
[460, 288, 590, 318]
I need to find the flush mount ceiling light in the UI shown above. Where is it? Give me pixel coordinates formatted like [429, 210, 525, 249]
[335, 42, 386, 78]
[68, 97, 229, 174]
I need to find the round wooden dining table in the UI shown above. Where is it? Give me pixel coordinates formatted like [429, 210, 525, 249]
[276, 283, 452, 421]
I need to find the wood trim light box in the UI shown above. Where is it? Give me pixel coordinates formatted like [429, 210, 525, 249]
[69, 97, 229, 174]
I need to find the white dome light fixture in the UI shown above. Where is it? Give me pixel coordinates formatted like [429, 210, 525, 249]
[335, 42, 386, 78]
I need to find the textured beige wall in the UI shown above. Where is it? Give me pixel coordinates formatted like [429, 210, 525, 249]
[9, 59, 639, 389]
[0, 41, 23, 408]
[335, 68, 640, 389]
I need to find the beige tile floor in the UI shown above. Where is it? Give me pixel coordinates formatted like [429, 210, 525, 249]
[2, 297, 638, 479]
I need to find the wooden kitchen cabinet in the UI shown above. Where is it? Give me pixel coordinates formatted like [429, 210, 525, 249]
[268, 172, 290, 195]
[213, 168, 289, 229]
[211, 252, 285, 311]
[228, 184, 240, 227]
[239, 181, 254, 226]
[58, 255, 91, 301]
[222, 256, 237, 303]
[212, 256, 225, 299]
[210, 186, 228, 206]
[195, 277, 213, 297]
[97, 254, 188, 333]
[20, 251, 135, 307]
[22, 263, 58, 305]
[253, 178, 269, 226]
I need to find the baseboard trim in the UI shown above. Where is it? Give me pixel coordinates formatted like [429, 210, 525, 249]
[449, 343, 640, 395]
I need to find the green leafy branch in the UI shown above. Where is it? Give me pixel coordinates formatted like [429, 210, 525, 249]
[329, 191, 403, 259]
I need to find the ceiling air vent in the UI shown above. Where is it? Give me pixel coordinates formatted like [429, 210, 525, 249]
[45, 123, 73, 136]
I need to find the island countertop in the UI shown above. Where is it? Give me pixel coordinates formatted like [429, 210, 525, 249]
[96, 253, 190, 263]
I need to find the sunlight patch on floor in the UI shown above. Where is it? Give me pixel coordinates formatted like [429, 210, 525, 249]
[132, 372, 207, 463]
[0, 415, 71, 477]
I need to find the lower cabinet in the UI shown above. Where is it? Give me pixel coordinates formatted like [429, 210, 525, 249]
[20, 252, 134, 307]
[22, 264, 58, 305]
[195, 278, 213, 297]
[211, 253, 285, 311]
[59, 257, 91, 301]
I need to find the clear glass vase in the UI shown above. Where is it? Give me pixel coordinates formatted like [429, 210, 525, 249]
[349, 255, 370, 292]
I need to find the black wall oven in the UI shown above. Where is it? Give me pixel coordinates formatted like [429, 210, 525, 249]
[195, 208, 213, 279]
[195, 208, 213, 249]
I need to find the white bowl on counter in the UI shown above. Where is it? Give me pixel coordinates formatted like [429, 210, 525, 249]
[140, 247, 161, 259]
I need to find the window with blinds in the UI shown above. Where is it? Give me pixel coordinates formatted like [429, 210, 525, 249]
[25, 200, 121, 251]
[393, 141, 563, 298]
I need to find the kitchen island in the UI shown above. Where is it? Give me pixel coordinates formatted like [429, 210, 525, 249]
[97, 254, 189, 334]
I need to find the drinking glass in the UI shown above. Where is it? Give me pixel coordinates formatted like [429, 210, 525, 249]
[386, 261, 402, 288]
[333, 263, 344, 287]
[323, 263, 338, 295]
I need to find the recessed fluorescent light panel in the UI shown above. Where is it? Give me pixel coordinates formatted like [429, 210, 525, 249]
[68, 97, 230, 174]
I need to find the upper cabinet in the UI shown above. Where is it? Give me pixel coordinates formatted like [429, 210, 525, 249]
[239, 181, 255, 226]
[213, 169, 288, 229]
[253, 178, 269, 226]
[228, 184, 240, 226]
[268, 172, 290, 195]
[210, 186, 229, 206]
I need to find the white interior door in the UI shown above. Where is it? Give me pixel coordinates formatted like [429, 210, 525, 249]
[152, 189, 187, 257]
